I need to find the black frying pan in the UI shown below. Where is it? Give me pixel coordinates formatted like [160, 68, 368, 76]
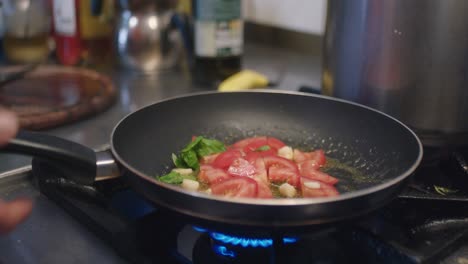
[3, 91, 423, 228]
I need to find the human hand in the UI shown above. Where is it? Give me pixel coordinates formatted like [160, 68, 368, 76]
[0, 109, 32, 234]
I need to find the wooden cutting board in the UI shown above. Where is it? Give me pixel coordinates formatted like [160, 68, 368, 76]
[0, 65, 116, 130]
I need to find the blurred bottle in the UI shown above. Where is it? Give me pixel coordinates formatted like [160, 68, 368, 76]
[2, 0, 51, 64]
[192, 0, 243, 86]
[79, 0, 114, 65]
[52, 0, 82, 66]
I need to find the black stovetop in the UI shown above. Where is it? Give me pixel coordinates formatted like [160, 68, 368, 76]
[33, 147, 468, 264]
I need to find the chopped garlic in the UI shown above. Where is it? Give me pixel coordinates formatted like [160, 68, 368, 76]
[173, 168, 193, 175]
[277, 146, 293, 160]
[181, 179, 199, 191]
[304, 181, 321, 189]
[279, 183, 296, 198]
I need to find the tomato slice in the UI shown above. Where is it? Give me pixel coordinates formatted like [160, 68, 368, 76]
[211, 176, 258, 198]
[263, 155, 299, 172]
[200, 153, 219, 165]
[245, 154, 268, 183]
[255, 179, 273, 198]
[267, 137, 286, 149]
[227, 158, 256, 177]
[212, 149, 243, 169]
[198, 165, 231, 184]
[232, 137, 268, 149]
[301, 177, 338, 198]
[301, 169, 339, 185]
[268, 166, 301, 187]
[298, 159, 321, 172]
[293, 149, 326, 167]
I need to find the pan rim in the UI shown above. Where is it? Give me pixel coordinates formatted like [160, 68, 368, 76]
[110, 89, 424, 206]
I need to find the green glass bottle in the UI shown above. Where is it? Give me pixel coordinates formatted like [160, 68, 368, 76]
[192, 0, 243, 87]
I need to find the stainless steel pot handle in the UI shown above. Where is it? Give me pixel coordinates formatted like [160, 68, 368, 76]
[96, 147, 121, 181]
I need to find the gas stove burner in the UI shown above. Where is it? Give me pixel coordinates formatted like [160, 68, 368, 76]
[193, 226, 298, 248]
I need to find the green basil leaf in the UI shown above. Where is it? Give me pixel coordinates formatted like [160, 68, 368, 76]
[256, 145, 271, 152]
[182, 136, 202, 152]
[181, 150, 199, 170]
[172, 153, 186, 168]
[196, 138, 226, 157]
[159, 171, 184, 184]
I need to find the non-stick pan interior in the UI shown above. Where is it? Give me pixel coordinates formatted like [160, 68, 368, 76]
[112, 91, 421, 195]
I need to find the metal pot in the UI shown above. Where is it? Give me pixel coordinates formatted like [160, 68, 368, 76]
[322, 0, 468, 146]
[114, 0, 184, 71]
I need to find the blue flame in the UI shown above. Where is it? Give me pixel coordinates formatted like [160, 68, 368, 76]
[193, 226, 208, 233]
[283, 237, 298, 244]
[192, 226, 298, 248]
[213, 245, 236, 258]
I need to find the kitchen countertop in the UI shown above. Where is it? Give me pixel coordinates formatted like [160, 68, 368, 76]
[0, 42, 322, 264]
[0, 42, 322, 174]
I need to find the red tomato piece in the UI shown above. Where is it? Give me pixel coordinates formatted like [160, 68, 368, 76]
[213, 149, 243, 169]
[263, 155, 299, 172]
[200, 153, 220, 165]
[301, 169, 339, 185]
[243, 140, 269, 153]
[232, 137, 268, 149]
[211, 176, 258, 198]
[245, 151, 261, 162]
[255, 179, 273, 198]
[227, 158, 256, 177]
[298, 159, 321, 172]
[198, 165, 231, 184]
[267, 137, 286, 149]
[301, 177, 338, 198]
[246, 154, 268, 183]
[293, 149, 326, 167]
[268, 166, 301, 187]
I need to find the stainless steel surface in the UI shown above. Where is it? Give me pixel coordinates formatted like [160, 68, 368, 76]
[323, 0, 468, 145]
[96, 148, 121, 181]
[0, 169, 126, 264]
[114, 1, 183, 71]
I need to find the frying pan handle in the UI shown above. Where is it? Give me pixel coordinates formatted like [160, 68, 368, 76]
[3, 130, 97, 184]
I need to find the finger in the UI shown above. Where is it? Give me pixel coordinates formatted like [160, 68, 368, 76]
[0, 198, 33, 235]
[0, 108, 18, 146]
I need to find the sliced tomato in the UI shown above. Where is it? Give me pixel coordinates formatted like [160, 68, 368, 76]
[293, 149, 326, 167]
[268, 166, 301, 187]
[301, 177, 338, 198]
[298, 159, 321, 172]
[211, 176, 258, 198]
[244, 140, 269, 152]
[232, 137, 268, 149]
[198, 165, 231, 184]
[267, 137, 286, 149]
[255, 179, 273, 198]
[245, 151, 261, 162]
[200, 153, 219, 165]
[301, 169, 339, 185]
[227, 158, 256, 177]
[246, 154, 268, 183]
[212, 149, 243, 169]
[263, 155, 299, 172]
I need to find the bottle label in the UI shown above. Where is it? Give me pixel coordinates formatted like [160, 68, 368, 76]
[53, 0, 77, 36]
[195, 0, 243, 57]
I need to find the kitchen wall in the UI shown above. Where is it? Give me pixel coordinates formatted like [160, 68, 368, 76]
[242, 0, 327, 35]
